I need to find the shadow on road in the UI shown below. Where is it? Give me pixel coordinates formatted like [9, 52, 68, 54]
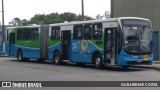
[9, 59, 146, 72]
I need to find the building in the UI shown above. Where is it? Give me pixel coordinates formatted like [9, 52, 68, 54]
[111, 0, 160, 60]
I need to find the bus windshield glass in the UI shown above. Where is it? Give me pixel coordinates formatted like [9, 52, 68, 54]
[121, 19, 152, 54]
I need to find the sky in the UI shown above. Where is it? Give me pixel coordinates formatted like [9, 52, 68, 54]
[0, 0, 110, 25]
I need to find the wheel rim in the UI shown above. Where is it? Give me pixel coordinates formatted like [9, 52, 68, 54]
[18, 51, 22, 60]
[54, 53, 60, 64]
[95, 58, 100, 68]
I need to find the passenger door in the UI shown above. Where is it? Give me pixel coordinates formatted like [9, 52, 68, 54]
[104, 28, 117, 65]
[9, 33, 15, 56]
[61, 30, 71, 60]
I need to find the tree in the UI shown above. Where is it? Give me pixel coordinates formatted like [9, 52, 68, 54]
[46, 12, 62, 24]
[21, 19, 29, 26]
[96, 11, 110, 19]
[9, 17, 22, 26]
[96, 14, 103, 19]
[10, 12, 94, 25]
[77, 14, 93, 21]
[29, 14, 46, 24]
[60, 12, 93, 22]
[60, 12, 77, 22]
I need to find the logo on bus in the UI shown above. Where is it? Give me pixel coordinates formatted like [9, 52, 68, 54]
[81, 40, 88, 51]
[143, 54, 149, 61]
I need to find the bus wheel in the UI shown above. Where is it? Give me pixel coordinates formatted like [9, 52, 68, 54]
[94, 54, 103, 69]
[53, 52, 61, 65]
[17, 50, 24, 61]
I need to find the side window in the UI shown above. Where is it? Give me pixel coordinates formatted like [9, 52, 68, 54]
[93, 23, 102, 40]
[73, 25, 83, 40]
[56, 28, 60, 40]
[51, 27, 60, 40]
[84, 24, 92, 40]
[24, 28, 30, 40]
[17, 28, 39, 40]
[51, 28, 56, 40]
[17, 28, 24, 40]
[30, 28, 38, 40]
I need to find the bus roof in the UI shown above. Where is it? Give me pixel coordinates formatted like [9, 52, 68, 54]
[49, 17, 150, 26]
[6, 25, 41, 29]
[6, 17, 150, 29]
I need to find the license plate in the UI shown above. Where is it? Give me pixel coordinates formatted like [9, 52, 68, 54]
[137, 60, 143, 63]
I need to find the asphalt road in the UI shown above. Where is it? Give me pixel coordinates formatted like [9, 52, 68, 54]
[0, 57, 160, 90]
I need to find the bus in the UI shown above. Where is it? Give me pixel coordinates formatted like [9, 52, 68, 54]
[5, 17, 153, 69]
[0, 26, 4, 54]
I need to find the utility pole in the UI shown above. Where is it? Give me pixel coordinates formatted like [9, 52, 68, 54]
[81, 0, 84, 21]
[1, 0, 5, 42]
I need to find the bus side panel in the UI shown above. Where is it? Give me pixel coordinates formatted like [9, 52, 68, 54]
[47, 26, 61, 60]
[48, 43, 61, 60]
[5, 42, 9, 55]
[21, 48, 40, 59]
[70, 39, 104, 63]
[15, 28, 41, 59]
[0, 47, 3, 54]
[8, 45, 40, 59]
[70, 39, 84, 62]
[84, 41, 104, 63]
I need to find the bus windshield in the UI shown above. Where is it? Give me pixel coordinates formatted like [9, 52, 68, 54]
[121, 19, 153, 54]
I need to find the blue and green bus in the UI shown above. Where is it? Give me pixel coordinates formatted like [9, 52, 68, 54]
[0, 26, 4, 54]
[5, 17, 153, 69]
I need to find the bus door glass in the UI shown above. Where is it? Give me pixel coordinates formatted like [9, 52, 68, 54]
[61, 30, 71, 60]
[104, 28, 117, 65]
[9, 33, 15, 56]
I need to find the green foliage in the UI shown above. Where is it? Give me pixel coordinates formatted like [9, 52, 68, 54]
[21, 19, 29, 26]
[46, 13, 62, 24]
[9, 17, 22, 26]
[60, 12, 78, 22]
[10, 12, 94, 26]
[29, 14, 46, 25]
[29, 12, 94, 24]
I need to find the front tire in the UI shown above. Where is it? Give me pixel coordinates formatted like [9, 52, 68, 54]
[94, 54, 104, 69]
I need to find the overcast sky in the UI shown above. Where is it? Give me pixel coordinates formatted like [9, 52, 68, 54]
[0, 0, 110, 25]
